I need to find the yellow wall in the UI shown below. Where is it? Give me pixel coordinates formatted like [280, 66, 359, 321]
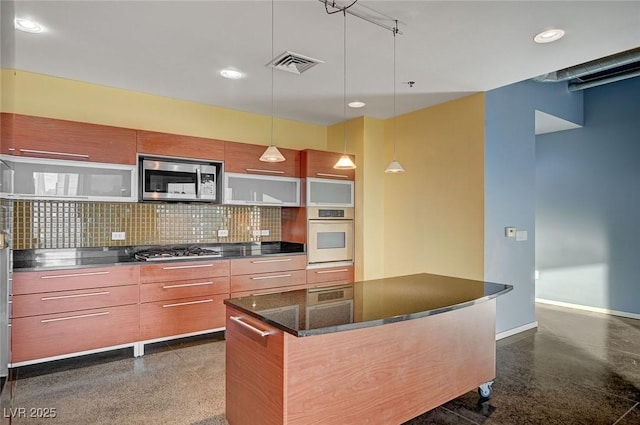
[1, 69, 326, 150]
[383, 94, 485, 280]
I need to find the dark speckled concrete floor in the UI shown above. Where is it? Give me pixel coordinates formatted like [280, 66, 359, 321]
[1, 303, 638, 424]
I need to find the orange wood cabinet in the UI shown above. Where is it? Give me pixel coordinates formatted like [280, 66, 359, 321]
[138, 260, 230, 340]
[226, 299, 497, 425]
[229, 255, 307, 297]
[224, 141, 300, 177]
[0, 113, 137, 164]
[10, 265, 140, 364]
[136, 130, 225, 161]
[301, 149, 355, 180]
[306, 265, 354, 287]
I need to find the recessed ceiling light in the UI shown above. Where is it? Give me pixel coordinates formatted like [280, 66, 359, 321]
[348, 101, 366, 108]
[14, 18, 44, 34]
[534, 29, 565, 44]
[220, 69, 244, 80]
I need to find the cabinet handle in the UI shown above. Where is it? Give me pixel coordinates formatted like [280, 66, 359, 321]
[19, 148, 90, 159]
[162, 299, 213, 308]
[315, 269, 349, 274]
[245, 168, 285, 175]
[41, 311, 109, 323]
[162, 281, 213, 289]
[250, 274, 292, 280]
[230, 316, 272, 337]
[251, 258, 292, 264]
[162, 264, 214, 270]
[40, 271, 110, 280]
[41, 291, 110, 301]
[317, 172, 349, 179]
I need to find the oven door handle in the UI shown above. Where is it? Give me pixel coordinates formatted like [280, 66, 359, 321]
[196, 168, 201, 199]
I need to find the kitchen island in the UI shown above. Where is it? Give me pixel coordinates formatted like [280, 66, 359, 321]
[224, 273, 512, 425]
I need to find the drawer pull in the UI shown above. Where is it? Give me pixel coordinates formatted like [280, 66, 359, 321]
[162, 264, 214, 270]
[315, 269, 349, 274]
[162, 299, 213, 308]
[251, 258, 292, 264]
[230, 316, 272, 337]
[41, 311, 109, 323]
[251, 274, 292, 280]
[41, 291, 110, 301]
[245, 168, 285, 175]
[162, 281, 213, 289]
[19, 148, 90, 159]
[41, 271, 110, 280]
[316, 172, 349, 179]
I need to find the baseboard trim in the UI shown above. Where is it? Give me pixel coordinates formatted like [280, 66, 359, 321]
[496, 321, 538, 341]
[535, 298, 640, 320]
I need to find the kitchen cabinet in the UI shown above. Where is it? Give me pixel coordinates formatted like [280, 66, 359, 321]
[224, 141, 300, 177]
[139, 260, 230, 341]
[301, 149, 355, 181]
[306, 265, 354, 287]
[137, 130, 225, 161]
[10, 265, 140, 365]
[0, 113, 137, 164]
[4, 155, 136, 202]
[230, 255, 307, 297]
[224, 172, 300, 206]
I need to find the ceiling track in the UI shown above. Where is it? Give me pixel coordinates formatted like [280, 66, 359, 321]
[318, 0, 403, 34]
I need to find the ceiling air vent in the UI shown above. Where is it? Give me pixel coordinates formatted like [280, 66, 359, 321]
[267, 51, 324, 75]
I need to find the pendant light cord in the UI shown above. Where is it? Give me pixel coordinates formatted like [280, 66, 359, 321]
[393, 20, 397, 160]
[270, 0, 275, 147]
[343, 9, 347, 155]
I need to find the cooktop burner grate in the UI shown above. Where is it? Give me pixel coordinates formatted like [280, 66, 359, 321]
[134, 247, 222, 261]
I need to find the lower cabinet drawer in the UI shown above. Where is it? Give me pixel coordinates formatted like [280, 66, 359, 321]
[230, 283, 309, 298]
[230, 270, 306, 294]
[12, 285, 139, 318]
[11, 304, 139, 363]
[306, 266, 354, 285]
[140, 277, 229, 303]
[139, 294, 228, 340]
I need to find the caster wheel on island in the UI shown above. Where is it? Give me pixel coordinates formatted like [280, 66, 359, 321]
[477, 381, 494, 400]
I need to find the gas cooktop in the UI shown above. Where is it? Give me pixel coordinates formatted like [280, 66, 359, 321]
[134, 247, 222, 261]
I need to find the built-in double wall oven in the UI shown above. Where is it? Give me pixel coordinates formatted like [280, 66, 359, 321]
[307, 207, 354, 266]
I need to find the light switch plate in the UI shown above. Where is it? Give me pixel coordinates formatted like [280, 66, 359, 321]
[111, 231, 126, 241]
[516, 230, 528, 241]
[217, 229, 228, 237]
[252, 230, 261, 237]
[261, 229, 270, 236]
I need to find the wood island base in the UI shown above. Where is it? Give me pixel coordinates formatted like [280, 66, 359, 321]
[225, 299, 497, 425]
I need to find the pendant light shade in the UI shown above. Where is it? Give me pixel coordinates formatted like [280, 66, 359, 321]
[260, 0, 286, 164]
[384, 160, 405, 173]
[334, 154, 356, 169]
[333, 10, 356, 170]
[385, 21, 405, 174]
[259, 145, 286, 162]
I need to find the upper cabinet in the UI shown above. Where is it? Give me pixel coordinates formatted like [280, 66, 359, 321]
[301, 149, 355, 181]
[224, 142, 300, 178]
[137, 130, 225, 161]
[1, 113, 137, 165]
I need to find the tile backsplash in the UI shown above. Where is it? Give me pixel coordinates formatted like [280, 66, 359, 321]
[13, 200, 281, 249]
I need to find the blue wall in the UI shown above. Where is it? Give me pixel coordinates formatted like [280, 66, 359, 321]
[536, 76, 640, 315]
[485, 80, 583, 334]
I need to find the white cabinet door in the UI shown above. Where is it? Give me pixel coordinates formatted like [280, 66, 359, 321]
[223, 172, 300, 206]
[2, 155, 136, 202]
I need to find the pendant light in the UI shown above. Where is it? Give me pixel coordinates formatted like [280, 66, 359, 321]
[385, 21, 405, 174]
[334, 10, 356, 170]
[260, 0, 286, 163]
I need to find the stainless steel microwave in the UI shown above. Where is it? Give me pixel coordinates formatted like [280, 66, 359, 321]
[139, 156, 223, 202]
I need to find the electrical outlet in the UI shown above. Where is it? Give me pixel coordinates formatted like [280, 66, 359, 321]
[261, 229, 270, 236]
[505, 227, 516, 238]
[252, 230, 261, 237]
[111, 231, 126, 241]
[516, 230, 528, 241]
[217, 229, 229, 238]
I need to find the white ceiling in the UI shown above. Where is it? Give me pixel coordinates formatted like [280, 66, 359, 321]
[7, 1, 640, 126]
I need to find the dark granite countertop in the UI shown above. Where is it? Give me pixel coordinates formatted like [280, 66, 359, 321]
[12, 241, 305, 271]
[224, 273, 513, 337]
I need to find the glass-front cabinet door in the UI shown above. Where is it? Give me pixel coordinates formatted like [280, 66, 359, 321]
[223, 172, 300, 206]
[1, 155, 136, 202]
